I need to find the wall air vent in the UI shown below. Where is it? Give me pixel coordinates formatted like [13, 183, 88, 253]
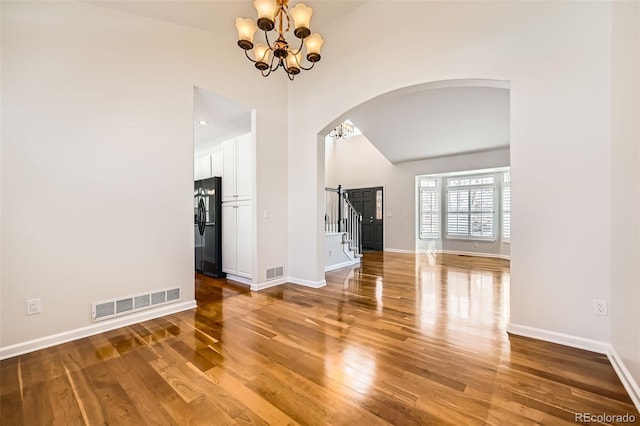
[116, 298, 134, 314]
[266, 266, 284, 281]
[151, 291, 166, 305]
[92, 287, 181, 322]
[94, 302, 115, 320]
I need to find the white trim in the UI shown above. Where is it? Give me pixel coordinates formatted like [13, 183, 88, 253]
[435, 249, 510, 260]
[325, 258, 360, 272]
[288, 277, 327, 288]
[506, 323, 609, 354]
[225, 274, 253, 286]
[0, 301, 197, 360]
[508, 323, 640, 412]
[384, 248, 416, 254]
[251, 277, 288, 291]
[607, 346, 640, 412]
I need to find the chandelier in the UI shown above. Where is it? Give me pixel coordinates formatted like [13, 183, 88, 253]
[235, 0, 324, 80]
[330, 120, 355, 140]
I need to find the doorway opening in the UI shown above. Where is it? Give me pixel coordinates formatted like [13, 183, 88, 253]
[192, 86, 252, 285]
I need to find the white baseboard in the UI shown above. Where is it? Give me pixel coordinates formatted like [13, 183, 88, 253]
[225, 274, 253, 286]
[383, 248, 416, 254]
[0, 300, 197, 361]
[508, 323, 640, 412]
[436, 249, 510, 260]
[325, 258, 360, 272]
[506, 323, 609, 354]
[251, 277, 288, 291]
[608, 346, 640, 412]
[288, 277, 327, 288]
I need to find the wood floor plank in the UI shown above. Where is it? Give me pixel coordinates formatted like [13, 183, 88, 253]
[1, 252, 637, 425]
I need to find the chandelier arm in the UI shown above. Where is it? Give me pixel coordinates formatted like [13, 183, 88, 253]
[287, 70, 295, 81]
[270, 57, 283, 73]
[297, 61, 315, 71]
[291, 37, 304, 56]
[260, 67, 272, 77]
[257, 53, 274, 77]
[264, 29, 275, 50]
[244, 49, 257, 63]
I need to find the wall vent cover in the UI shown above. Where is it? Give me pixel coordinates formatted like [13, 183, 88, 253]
[266, 266, 284, 280]
[116, 298, 134, 314]
[92, 287, 181, 322]
[95, 302, 115, 320]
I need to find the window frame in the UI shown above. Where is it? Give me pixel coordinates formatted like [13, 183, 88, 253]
[503, 172, 511, 243]
[418, 177, 440, 239]
[445, 174, 497, 241]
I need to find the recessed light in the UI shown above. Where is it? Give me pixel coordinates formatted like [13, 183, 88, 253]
[199, 120, 208, 125]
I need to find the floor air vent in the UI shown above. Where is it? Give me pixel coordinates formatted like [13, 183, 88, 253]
[92, 287, 181, 322]
[266, 266, 284, 280]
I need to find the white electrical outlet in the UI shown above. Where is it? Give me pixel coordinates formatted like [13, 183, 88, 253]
[26, 298, 41, 315]
[593, 299, 608, 316]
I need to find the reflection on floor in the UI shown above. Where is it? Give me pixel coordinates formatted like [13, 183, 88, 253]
[1, 252, 637, 425]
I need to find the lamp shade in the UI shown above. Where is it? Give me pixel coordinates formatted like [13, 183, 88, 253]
[235, 18, 257, 49]
[253, 0, 277, 20]
[290, 3, 313, 38]
[253, 43, 271, 64]
[285, 51, 302, 72]
[253, 0, 276, 30]
[304, 33, 323, 61]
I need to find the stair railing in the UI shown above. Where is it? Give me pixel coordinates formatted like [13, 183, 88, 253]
[325, 185, 363, 256]
[343, 195, 363, 256]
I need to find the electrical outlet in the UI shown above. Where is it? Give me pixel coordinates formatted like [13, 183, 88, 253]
[593, 299, 608, 316]
[26, 298, 41, 315]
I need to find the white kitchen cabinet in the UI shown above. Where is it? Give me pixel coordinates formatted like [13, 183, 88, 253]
[235, 200, 253, 276]
[222, 202, 236, 275]
[235, 133, 252, 200]
[211, 151, 223, 177]
[222, 133, 252, 202]
[222, 199, 252, 278]
[194, 155, 211, 180]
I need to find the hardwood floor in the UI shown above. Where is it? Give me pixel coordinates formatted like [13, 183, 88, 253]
[1, 252, 637, 425]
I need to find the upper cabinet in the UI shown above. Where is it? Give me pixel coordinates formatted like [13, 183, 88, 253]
[222, 133, 253, 202]
[194, 155, 211, 180]
[194, 148, 223, 181]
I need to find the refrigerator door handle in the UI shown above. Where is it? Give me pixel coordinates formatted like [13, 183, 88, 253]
[198, 198, 206, 235]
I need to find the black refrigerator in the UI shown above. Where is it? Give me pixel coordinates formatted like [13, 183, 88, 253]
[194, 177, 225, 278]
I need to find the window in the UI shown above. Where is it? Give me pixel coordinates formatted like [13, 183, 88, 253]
[419, 178, 439, 239]
[446, 175, 495, 240]
[376, 190, 383, 220]
[503, 172, 510, 242]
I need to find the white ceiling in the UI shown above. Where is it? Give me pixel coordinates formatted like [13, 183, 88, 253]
[347, 85, 510, 163]
[90, 2, 509, 162]
[193, 87, 251, 150]
[87, 1, 366, 36]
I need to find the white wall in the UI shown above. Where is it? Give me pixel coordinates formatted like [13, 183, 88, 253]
[611, 0, 640, 393]
[0, 1, 288, 348]
[289, 1, 612, 342]
[325, 134, 509, 255]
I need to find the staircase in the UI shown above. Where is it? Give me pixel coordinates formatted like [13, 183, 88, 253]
[325, 185, 363, 265]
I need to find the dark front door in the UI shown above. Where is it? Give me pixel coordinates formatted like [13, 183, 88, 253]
[346, 187, 383, 251]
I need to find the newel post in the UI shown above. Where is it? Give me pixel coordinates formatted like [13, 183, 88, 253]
[337, 185, 343, 232]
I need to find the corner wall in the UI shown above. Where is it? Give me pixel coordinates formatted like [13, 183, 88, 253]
[0, 1, 288, 350]
[289, 1, 612, 342]
[610, 0, 640, 406]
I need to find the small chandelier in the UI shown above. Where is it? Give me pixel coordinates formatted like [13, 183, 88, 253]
[330, 120, 355, 140]
[235, 0, 324, 81]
